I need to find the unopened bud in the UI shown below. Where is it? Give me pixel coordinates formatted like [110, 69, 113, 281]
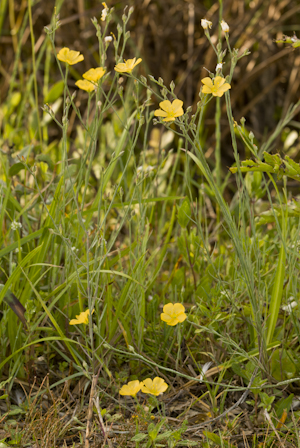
[220, 20, 229, 33]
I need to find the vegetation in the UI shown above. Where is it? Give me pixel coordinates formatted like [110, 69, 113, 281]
[1, 0, 300, 446]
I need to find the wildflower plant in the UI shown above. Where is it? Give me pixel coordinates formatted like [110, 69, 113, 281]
[2, 3, 300, 444]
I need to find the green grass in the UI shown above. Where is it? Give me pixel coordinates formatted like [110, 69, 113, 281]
[1, 1, 300, 447]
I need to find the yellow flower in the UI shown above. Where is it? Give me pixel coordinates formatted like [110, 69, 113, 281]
[75, 80, 95, 92]
[201, 19, 212, 30]
[69, 309, 91, 325]
[154, 99, 184, 122]
[141, 377, 168, 396]
[83, 67, 106, 83]
[119, 380, 141, 397]
[57, 47, 84, 65]
[160, 303, 187, 326]
[201, 76, 231, 97]
[114, 57, 142, 73]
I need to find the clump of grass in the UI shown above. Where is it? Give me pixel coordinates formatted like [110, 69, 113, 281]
[1, 1, 300, 447]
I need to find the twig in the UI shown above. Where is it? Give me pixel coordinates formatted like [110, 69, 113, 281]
[264, 408, 285, 448]
[93, 395, 113, 448]
[85, 368, 101, 448]
[185, 366, 259, 432]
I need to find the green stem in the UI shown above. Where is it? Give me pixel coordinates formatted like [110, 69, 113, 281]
[28, 0, 43, 148]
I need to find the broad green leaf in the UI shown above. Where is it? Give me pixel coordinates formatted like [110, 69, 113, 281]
[131, 434, 147, 442]
[44, 80, 64, 103]
[203, 431, 236, 447]
[8, 163, 25, 177]
[270, 349, 296, 381]
[178, 197, 191, 228]
[266, 242, 286, 344]
[36, 154, 54, 170]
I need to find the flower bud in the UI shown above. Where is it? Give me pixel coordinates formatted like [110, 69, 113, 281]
[220, 20, 229, 33]
[201, 19, 212, 30]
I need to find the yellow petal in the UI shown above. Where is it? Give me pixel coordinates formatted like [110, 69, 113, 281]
[213, 76, 226, 87]
[163, 303, 174, 315]
[154, 109, 168, 118]
[176, 313, 187, 323]
[172, 99, 184, 111]
[165, 318, 178, 326]
[162, 116, 176, 122]
[202, 86, 213, 94]
[214, 83, 231, 97]
[69, 309, 90, 325]
[141, 378, 153, 393]
[83, 67, 106, 82]
[173, 303, 185, 314]
[159, 100, 172, 112]
[201, 77, 214, 87]
[153, 377, 168, 393]
[75, 80, 95, 92]
[161, 312, 172, 322]
[119, 380, 141, 396]
[57, 47, 84, 65]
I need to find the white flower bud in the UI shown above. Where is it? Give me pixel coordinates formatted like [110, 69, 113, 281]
[221, 20, 229, 33]
[201, 19, 212, 30]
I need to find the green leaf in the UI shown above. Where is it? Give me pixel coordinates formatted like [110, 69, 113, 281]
[156, 430, 173, 440]
[266, 242, 286, 344]
[0, 286, 27, 328]
[131, 433, 147, 442]
[8, 163, 25, 177]
[44, 80, 64, 103]
[203, 431, 236, 447]
[270, 349, 296, 381]
[36, 154, 54, 171]
[275, 393, 294, 418]
[263, 152, 281, 168]
[178, 198, 191, 228]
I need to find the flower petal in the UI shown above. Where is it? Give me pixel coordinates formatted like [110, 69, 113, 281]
[83, 67, 106, 82]
[141, 378, 153, 394]
[201, 77, 214, 88]
[213, 76, 226, 87]
[134, 58, 142, 66]
[159, 100, 172, 113]
[153, 377, 168, 393]
[176, 313, 187, 323]
[165, 318, 178, 326]
[160, 313, 172, 322]
[154, 109, 168, 118]
[202, 86, 212, 94]
[214, 83, 231, 97]
[163, 303, 174, 315]
[171, 99, 184, 111]
[75, 80, 95, 92]
[173, 303, 185, 314]
[114, 63, 127, 72]
[119, 380, 141, 396]
[163, 116, 176, 122]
